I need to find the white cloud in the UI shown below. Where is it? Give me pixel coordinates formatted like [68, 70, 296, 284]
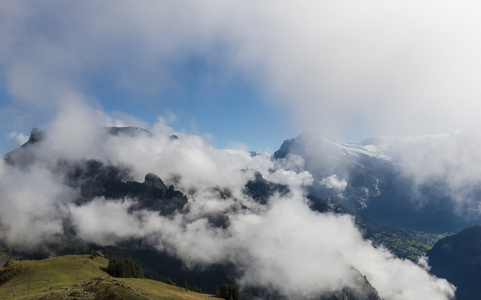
[362, 132, 481, 216]
[418, 255, 431, 272]
[230, 197, 455, 300]
[0, 158, 73, 248]
[7, 131, 28, 145]
[320, 174, 348, 191]
[68, 197, 151, 246]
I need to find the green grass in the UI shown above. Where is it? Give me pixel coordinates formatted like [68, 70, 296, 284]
[0, 254, 222, 300]
[372, 229, 450, 262]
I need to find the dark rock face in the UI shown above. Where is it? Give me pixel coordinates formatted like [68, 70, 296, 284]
[244, 171, 290, 204]
[29, 127, 46, 143]
[62, 159, 133, 200]
[107, 126, 149, 137]
[427, 225, 481, 300]
[134, 174, 188, 214]
[144, 173, 168, 190]
[307, 195, 346, 215]
[273, 137, 296, 160]
[63, 159, 187, 215]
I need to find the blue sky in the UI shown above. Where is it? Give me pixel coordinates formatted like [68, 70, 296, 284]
[0, 69, 295, 154]
[1, 1, 481, 155]
[0, 5, 296, 154]
[97, 58, 296, 151]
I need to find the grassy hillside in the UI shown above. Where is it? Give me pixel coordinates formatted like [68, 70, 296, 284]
[0, 254, 221, 300]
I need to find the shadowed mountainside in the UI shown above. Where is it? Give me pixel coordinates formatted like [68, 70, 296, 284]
[274, 132, 481, 233]
[428, 225, 481, 300]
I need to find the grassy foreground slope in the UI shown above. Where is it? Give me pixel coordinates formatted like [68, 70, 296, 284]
[0, 255, 221, 300]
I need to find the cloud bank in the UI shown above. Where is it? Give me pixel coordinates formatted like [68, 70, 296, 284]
[369, 132, 481, 218]
[0, 103, 455, 299]
[1, 1, 481, 143]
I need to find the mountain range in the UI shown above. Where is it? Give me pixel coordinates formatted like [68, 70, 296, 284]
[2, 126, 479, 299]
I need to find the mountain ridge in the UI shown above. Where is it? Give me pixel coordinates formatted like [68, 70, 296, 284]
[0, 127, 458, 300]
[273, 132, 481, 232]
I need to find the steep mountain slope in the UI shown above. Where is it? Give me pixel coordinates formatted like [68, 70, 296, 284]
[427, 225, 481, 300]
[274, 132, 481, 232]
[274, 132, 393, 211]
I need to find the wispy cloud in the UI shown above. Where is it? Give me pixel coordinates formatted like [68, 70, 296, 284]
[2, 1, 480, 141]
[7, 131, 28, 145]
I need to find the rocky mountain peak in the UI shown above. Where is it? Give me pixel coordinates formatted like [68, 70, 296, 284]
[144, 173, 168, 190]
[29, 127, 46, 143]
[107, 126, 149, 137]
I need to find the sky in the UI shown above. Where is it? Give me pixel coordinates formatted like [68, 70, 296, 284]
[1, 1, 481, 154]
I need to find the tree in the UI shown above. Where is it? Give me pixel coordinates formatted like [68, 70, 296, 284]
[192, 285, 202, 293]
[218, 284, 241, 300]
[106, 258, 143, 278]
[165, 276, 175, 286]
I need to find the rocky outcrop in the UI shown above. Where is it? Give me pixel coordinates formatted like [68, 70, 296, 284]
[63, 159, 187, 215]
